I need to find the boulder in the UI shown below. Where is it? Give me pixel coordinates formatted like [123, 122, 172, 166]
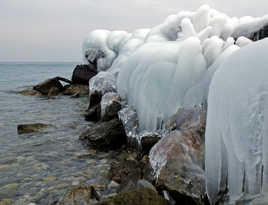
[79, 118, 126, 150]
[17, 123, 53, 134]
[72, 64, 97, 85]
[96, 188, 168, 205]
[63, 84, 89, 96]
[85, 104, 101, 122]
[33, 77, 63, 95]
[140, 133, 161, 156]
[56, 185, 99, 205]
[48, 87, 61, 97]
[100, 92, 121, 121]
[149, 107, 206, 205]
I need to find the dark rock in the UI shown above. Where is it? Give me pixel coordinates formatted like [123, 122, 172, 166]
[100, 92, 121, 121]
[96, 188, 168, 205]
[56, 185, 99, 205]
[140, 134, 161, 155]
[63, 84, 89, 96]
[72, 64, 97, 85]
[17, 123, 53, 134]
[250, 24, 268, 41]
[136, 180, 156, 192]
[108, 151, 153, 190]
[33, 77, 64, 95]
[48, 87, 61, 97]
[79, 118, 126, 150]
[85, 104, 101, 122]
[18, 89, 42, 96]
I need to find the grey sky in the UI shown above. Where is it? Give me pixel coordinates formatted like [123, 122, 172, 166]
[1, 0, 268, 62]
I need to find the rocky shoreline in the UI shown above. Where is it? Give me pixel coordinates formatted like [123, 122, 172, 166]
[3, 63, 210, 205]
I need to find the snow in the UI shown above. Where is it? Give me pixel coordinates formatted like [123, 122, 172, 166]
[205, 38, 268, 204]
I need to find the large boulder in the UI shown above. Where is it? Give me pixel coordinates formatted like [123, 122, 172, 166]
[149, 107, 206, 205]
[97, 188, 168, 205]
[79, 118, 126, 150]
[33, 77, 64, 95]
[72, 64, 97, 85]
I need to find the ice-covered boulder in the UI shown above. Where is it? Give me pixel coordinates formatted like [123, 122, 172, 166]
[205, 38, 268, 204]
[100, 92, 121, 121]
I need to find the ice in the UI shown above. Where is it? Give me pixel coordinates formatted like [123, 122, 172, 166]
[82, 5, 268, 133]
[205, 38, 268, 204]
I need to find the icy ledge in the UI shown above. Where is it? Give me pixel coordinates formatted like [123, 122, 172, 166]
[206, 38, 268, 205]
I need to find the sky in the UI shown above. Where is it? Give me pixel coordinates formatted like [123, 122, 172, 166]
[1, 0, 268, 62]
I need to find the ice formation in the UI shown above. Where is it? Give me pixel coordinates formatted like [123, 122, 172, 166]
[206, 38, 268, 204]
[83, 6, 268, 133]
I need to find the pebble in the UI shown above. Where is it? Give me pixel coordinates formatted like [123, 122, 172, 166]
[42, 177, 57, 182]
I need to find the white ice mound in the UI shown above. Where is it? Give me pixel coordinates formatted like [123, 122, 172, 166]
[205, 38, 268, 205]
[83, 5, 268, 132]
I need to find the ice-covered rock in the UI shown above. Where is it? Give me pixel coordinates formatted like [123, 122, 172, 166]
[205, 38, 268, 205]
[100, 92, 121, 121]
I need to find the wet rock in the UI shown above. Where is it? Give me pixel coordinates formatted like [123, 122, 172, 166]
[63, 84, 89, 96]
[101, 92, 121, 121]
[56, 185, 99, 205]
[149, 130, 205, 205]
[72, 64, 97, 85]
[140, 134, 161, 156]
[97, 188, 168, 205]
[79, 118, 126, 150]
[85, 104, 101, 122]
[17, 123, 53, 134]
[18, 89, 42, 96]
[0, 199, 14, 205]
[33, 77, 63, 95]
[48, 87, 61, 97]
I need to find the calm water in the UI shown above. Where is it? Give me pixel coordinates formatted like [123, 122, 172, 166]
[0, 62, 112, 204]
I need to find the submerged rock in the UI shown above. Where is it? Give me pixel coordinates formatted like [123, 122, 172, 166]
[72, 64, 97, 85]
[0, 199, 14, 205]
[33, 77, 64, 95]
[79, 118, 126, 150]
[97, 188, 168, 205]
[17, 123, 53, 134]
[18, 89, 42, 96]
[56, 185, 99, 205]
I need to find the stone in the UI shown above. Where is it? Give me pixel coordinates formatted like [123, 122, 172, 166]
[47, 87, 61, 97]
[43, 176, 57, 182]
[97, 188, 168, 205]
[17, 123, 53, 134]
[33, 77, 63, 95]
[100, 92, 121, 121]
[63, 84, 89, 96]
[79, 118, 126, 150]
[107, 181, 120, 194]
[56, 185, 95, 205]
[149, 130, 205, 205]
[140, 134, 161, 156]
[72, 64, 97, 85]
[250, 24, 268, 41]
[18, 89, 42, 96]
[0, 199, 14, 205]
[85, 104, 101, 122]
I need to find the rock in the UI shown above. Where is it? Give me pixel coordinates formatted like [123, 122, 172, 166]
[0, 199, 14, 205]
[56, 185, 99, 205]
[33, 77, 63, 95]
[250, 24, 268, 41]
[149, 130, 205, 205]
[85, 104, 101, 122]
[136, 180, 156, 193]
[18, 89, 42, 96]
[101, 92, 121, 121]
[107, 181, 120, 194]
[108, 151, 153, 191]
[42, 176, 57, 182]
[72, 64, 97, 85]
[140, 134, 161, 156]
[47, 87, 61, 97]
[97, 188, 168, 205]
[17, 123, 53, 134]
[79, 118, 126, 150]
[63, 84, 89, 96]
